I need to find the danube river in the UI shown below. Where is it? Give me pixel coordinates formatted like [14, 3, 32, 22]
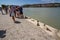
[23, 8, 60, 29]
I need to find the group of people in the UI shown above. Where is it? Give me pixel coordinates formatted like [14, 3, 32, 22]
[1, 5, 23, 23]
[9, 6, 23, 23]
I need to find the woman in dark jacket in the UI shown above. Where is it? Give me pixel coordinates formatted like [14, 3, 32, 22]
[19, 7, 24, 18]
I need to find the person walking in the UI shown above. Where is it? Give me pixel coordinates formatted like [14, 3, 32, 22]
[9, 6, 16, 23]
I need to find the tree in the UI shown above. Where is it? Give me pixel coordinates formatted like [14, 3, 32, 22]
[1, 4, 7, 9]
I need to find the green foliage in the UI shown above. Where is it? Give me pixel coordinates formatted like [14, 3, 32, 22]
[1, 5, 7, 9]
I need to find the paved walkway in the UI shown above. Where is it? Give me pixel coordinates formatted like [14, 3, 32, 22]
[0, 14, 58, 40]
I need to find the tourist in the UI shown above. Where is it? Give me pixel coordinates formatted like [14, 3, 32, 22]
[15, 6, 20, 18]
[7, 6, 10, 14]
[9, 6, 16, 23]
[19, 7, 24, 18]
[0, 7, 2, 14]
[5, 7, 8, 14]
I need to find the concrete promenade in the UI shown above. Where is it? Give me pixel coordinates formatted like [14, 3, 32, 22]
[0, 14, 59, 40]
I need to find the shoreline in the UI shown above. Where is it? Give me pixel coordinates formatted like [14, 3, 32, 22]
[25, 16, 60, 38]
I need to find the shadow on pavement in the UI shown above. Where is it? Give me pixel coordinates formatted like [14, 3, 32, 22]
[15, 21, 21, 24]
[0, 30, 6, 38]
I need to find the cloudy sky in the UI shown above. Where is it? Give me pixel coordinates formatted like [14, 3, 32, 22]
[0, 0, 60, 6]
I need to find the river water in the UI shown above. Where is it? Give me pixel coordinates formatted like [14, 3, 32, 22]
[23, 8, 60, 29]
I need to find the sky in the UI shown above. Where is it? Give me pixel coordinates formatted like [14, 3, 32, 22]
[0, 0, 60, 7]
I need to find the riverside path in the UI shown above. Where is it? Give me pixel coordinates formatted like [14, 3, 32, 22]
[0, 14, 58, 40]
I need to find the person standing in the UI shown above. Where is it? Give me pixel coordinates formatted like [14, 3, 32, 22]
[15, 6, 20, 18]
[19, 7, 24, 18]
[5, 7, 8, 14]
[0, 7, 2, 14]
